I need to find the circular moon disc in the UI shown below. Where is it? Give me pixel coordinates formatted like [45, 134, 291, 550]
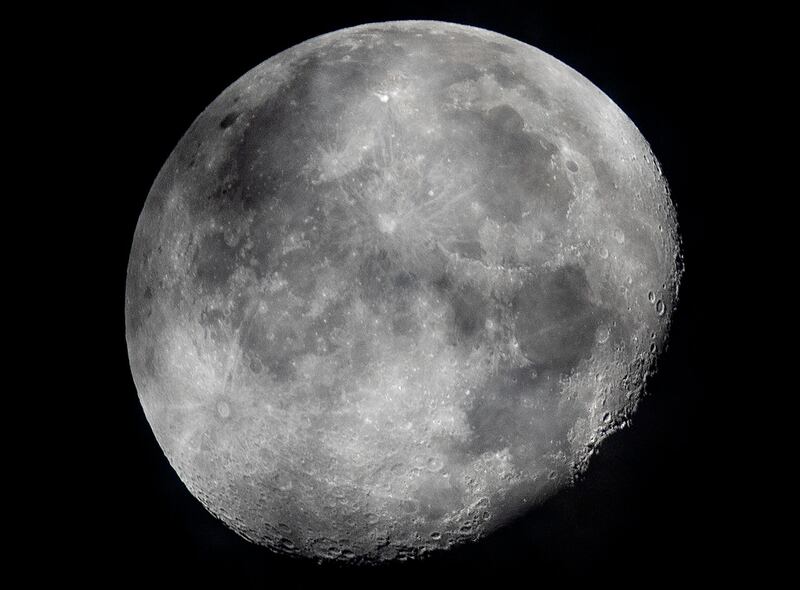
[126, 21, 682, 563]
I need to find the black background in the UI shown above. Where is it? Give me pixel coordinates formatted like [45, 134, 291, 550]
[58, 2, 727, 586]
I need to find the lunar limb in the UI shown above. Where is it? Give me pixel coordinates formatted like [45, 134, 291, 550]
[126, 21, 682, 563]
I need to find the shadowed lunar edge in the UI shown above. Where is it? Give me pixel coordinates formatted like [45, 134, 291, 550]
[125, 21, 681, 563]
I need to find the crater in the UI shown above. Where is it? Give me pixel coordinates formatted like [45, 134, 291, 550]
[216, 400, 231, 419]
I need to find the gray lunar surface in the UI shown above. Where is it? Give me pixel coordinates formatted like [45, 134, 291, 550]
[125, 21, 682, 563]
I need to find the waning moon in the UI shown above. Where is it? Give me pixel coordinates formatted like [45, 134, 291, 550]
[126, 21, 682, 563]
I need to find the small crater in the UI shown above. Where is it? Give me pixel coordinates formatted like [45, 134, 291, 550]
[656, 300, 665, 316]
[216, 401, 230, 419]
[249, 357, 263, 374]
[566, 160, 578, 172]
[426, 456, 444, 472]
[273, 471, 292, 491]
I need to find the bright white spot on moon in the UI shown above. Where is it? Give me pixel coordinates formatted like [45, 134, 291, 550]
[378, 213, 397, 233]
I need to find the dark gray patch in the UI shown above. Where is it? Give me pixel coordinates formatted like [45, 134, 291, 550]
[278, 250, 319, 296]
[199, 307, 225, 328]
[357, 251, 424, 337]
[231, 56, 351, 212]
[489, 63, 519, 88]
[432, 271, 453, 293]
[442, 106, 574, 224]
[392, 270, 419, 290]
[220, 112, 239, 129]
[489, 41, 517, 55]
[246, 213, 284, 279]
[449, 283, 488, 345]
[438, 62, 483, 87]
[348, 339, 373, 375]
[193, 232, 239, 291]
[144, 345, 157, 377]
[463, 376, 545, 455]
[196, 151, 246, 216]
[242, 320, 301, 383]
[126, 282, 153, 336]
[446, 239, 483, 260]
[304, 299, 348, 354]
[461, 364, 574, 460]
[391, 312, 417, 336]
[357, 248, 394, 305]
[513, 265, 604, 373]
[592, 158, 620, 201]
[414, 482, 462, 521]
[486, 104, 524, 134]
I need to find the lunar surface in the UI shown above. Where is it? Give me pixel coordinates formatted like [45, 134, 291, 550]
[126, 21, 682, 563]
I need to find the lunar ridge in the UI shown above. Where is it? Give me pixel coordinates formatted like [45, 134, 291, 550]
[126, 21, 682, 563]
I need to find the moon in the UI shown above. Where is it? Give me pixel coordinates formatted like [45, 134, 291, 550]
[125, 21, 682, 563]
